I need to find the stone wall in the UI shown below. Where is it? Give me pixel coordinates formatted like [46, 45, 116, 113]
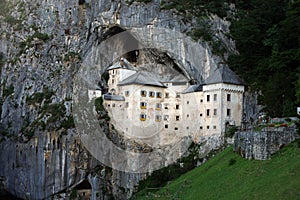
[233, 127, 298, 160]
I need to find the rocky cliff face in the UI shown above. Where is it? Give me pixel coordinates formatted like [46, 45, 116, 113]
[234, 128, 298, 160]
[0, 0, 236, 199]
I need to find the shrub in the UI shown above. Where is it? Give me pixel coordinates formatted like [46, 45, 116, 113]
[61, 117, 75, 129]
[3, 85, 14, 97]
[225, 126, 238, 138]
[95, 97, 104, 112]
[229, 158, 236, 166]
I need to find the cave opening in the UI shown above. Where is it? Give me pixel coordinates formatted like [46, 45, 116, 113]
[79, 0, 85, 5]
[102, 26, 140, 64]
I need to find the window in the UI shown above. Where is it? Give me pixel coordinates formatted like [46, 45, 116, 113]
[187, 101, 189, 104]
[176, 116, 180, 121]
[176, 93, 180, 98]
[227, 94, 231, 101]
[213, 126, 216, 129]
[175, 127, 178, 130]
[187, 114, 189, 118]
[176, 104, 180, 110]
[140, 114, 146, 121]
[149, 91, 155, 98]
[207, 109, 210, 116]
[155, 115, 162, 122]
[125, 102, 129, 108]
[156, 103, 162, 110]
[141, 90, 147, 97]
[164, 115, 169, 121]
[165, 124, 168, 128]
[200, 99, 203, 103]
[156, 92, 162, 98]
[200, 113, 203, 117]
[207, 126, 210, 129]
[112, 79, 115, 84]
[186, 126, 189, 130]
[227, 109, 231, 116]
[207, 95, 210, 102]
[112, 70, 115, 74]
[214, 109, 217, 116]
[140, 102, 147, 109]
[112, 104, 115, 107]
[214, 94, 217, 101]
[165, 92, 169, 98]
[125, 91, 130, 97]
[200, 126, 203, 129]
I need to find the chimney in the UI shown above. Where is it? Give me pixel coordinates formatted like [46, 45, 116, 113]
[120, 57, 125, 68]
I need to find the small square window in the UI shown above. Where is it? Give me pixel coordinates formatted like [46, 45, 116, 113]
[112, 79, 115, 84]
[156, 103, 162, 110]
[176, 105, 180, 109]
[227, 109, 231, 116]
[227, 94, 231, 101]
[112, 104, 115, 107]
[156, 92, 162, 98]
[141, 90, 147, 97]
[175, 127, 178, 130]
[207, 126, 210, 129]
[176, 93, 180, 98]
[125, 91, 130, 97]
[214, 94, 217, 101]
[200, 126, 203, 129]
[176, 116, 180, 121]
[165, 93, 169, 98]
[149, 91, 155, 98]
[155, 115, 162, 122]
[140, 102, 147, 109]
[140, 114, 147, 121]
[165, 124, 168, 128]
[187, 114, 189, 118]
[187, 101, 189, 104]
[164, 115, 169, 121]
[186, 126, 189, 130]
[200, 113, 203, 117]
[214, 109, 217, 116]
[200, 99, 203, 103]
[213, 126, 216, 129]
[125, 102, 129, 108]
[207, 109, 210, 116]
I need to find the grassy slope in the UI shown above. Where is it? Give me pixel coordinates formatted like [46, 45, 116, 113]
[136, 140, 300, 200]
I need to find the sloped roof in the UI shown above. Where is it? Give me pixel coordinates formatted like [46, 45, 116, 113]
[161, 73, 188, 83]
[118, 71, 166, 88]
[205, 65, 245, 85]
[107, 58, 136, 71]
[182, 84, 203, 94]
[103, 94, 125, 101]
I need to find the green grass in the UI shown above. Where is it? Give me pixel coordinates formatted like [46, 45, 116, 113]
[136, 140, 300, 200]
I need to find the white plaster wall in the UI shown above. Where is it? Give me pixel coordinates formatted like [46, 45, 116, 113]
[88, 90, 102, 101]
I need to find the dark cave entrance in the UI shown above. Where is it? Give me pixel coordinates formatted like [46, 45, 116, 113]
[102, 26, 139, 63]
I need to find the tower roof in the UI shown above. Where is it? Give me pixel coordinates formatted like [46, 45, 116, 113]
[205, 65, 245, 85]
[118, 71, 166, 88]
[181, 84, 203, 94]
